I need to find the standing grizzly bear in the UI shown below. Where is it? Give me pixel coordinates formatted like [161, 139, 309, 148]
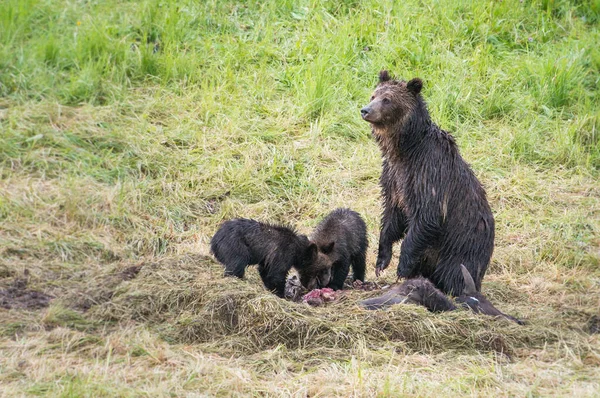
[309, 208, 368, 290]
[210, 219, 331, 297]
[361, 71, 495, 295]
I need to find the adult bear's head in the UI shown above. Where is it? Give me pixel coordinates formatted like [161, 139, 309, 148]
[360, 70, 423, 128]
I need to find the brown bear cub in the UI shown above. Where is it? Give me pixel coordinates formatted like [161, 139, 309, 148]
[210, 219, 331, 297]
[309, 208, 368, 290]
[361, 71, 495, 296]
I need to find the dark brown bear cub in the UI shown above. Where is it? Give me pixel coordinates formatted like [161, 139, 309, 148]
[309, 208, 368, 290]
[361, 71, 495, 295]
[210, 219, 330, 297]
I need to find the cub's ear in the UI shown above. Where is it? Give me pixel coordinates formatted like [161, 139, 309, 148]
[407, 78, 423, 95]
[321, 241, 335, 254]
[306, 242, 318, 261]
[379, 70, 391, 83]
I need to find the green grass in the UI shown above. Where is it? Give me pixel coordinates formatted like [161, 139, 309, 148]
[1, 0, 599, 396]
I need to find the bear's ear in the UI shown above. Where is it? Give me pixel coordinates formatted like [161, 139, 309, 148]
[379, 70, 391, 83]
[306, 242, 318, 261]
[407, 78, 423, 95]
[320, 241, 335, 254]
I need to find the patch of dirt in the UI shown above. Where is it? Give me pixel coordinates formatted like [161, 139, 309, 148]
[588, 315, 600, 334]
[0, 277, 53, 310]
[0, 263, 15, 278]
[121, 265, 143, 281]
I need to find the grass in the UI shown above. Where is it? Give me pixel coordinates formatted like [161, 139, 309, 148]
[1, 0, 599, 396]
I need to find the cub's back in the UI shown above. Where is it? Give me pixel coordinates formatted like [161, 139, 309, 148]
[311, 208, 366, 250]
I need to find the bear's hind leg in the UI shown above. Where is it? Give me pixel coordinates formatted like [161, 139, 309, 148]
[218, 244, 250, 278]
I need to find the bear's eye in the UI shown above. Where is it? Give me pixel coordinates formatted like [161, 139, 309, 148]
[370, 95, 375, 101]
[382, 98, 391, 104]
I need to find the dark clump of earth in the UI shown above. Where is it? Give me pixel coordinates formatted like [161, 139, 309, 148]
[0, 276, 53, 310]
[588, 315, 600, 334]
[121, 265, 143, 281]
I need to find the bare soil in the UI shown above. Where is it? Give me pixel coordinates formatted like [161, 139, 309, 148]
[0, 277, 53, 310]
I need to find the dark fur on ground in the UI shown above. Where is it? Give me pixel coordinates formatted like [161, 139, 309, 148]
[361, 277, 456, 312]
[361, 71, 495, 295]
[210, 218, 329, 297]
[588, 315, 600, 334]
[309, 208, 368, 290]
[361, 265, 523, 324]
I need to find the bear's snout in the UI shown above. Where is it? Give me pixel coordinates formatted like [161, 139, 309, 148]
[360, 107, 371, 119]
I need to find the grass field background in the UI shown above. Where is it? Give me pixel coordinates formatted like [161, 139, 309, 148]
[1, 0, 599, 396]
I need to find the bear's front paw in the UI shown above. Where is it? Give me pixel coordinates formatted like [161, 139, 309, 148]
[396, 257, 414, 279]
[375, 256, 391, 278]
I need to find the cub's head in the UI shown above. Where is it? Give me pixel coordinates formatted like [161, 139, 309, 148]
[298, 241, 334, 290]
[361, 70, 423, 127]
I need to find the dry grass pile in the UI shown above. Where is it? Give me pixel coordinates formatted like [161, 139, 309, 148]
[89, 254, 576, 358]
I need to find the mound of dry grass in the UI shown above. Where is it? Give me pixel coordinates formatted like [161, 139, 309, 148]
[88, 254, 572, 358]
